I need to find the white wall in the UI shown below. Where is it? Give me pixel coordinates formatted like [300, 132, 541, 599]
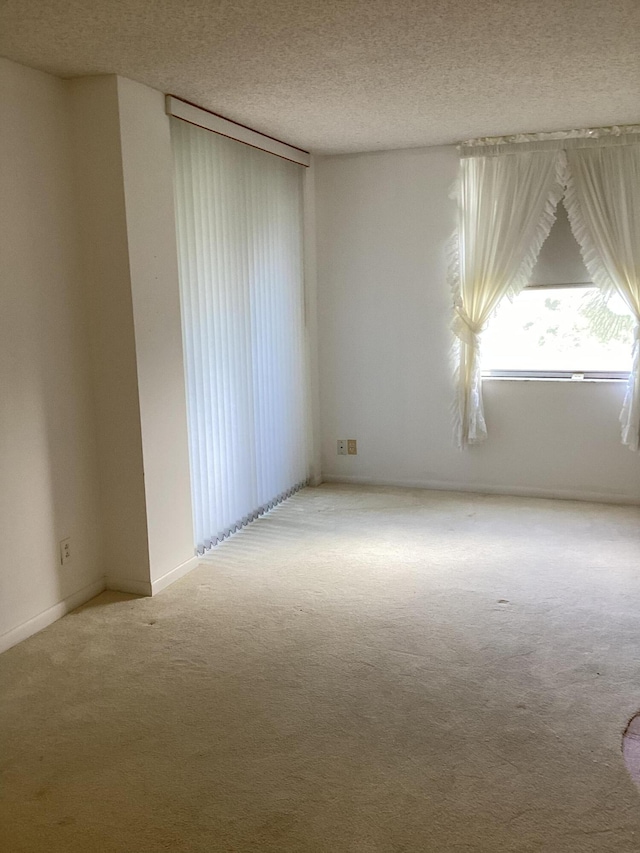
[70, 75, 197, 594]
[0, 59, 104, 649]
[69, 76, 152, 592]
[1, 63, 199, 649]
[303, 160, 323, 486]
[315, 146, 640, 503]
[116, 77, 196, 589]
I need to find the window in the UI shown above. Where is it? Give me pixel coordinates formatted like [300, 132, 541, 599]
[482, 204, 634, 379]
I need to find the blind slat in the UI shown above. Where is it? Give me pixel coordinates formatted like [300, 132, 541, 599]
[172, 118, 309, 552]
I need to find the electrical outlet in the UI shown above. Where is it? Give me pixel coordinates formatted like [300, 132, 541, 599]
[337, 439, 347, 455]
[60, 538, 71, 566]
[347, 439, 357, 455]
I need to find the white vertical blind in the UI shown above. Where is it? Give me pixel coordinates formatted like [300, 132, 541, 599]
[171, 118, 309, 553]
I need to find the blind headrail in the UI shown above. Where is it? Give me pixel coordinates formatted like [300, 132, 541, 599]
[166, 95, 311, 167]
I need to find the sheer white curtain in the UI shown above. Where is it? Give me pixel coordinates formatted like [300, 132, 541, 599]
[451, 126, 640, 451]
[564, 143, 640, 450]
[449, 149, 565, 447]
[171, 118, 309, 553]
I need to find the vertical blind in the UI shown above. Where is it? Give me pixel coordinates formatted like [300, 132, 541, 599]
[171, 118, 309, 553]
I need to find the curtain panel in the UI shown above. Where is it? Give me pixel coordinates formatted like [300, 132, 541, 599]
[449, 126, 640, 451]
[448, 150, 565, 447]
[564, 144, 640, 451]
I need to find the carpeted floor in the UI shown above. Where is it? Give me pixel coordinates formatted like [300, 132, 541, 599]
[2, 484, 640, 851]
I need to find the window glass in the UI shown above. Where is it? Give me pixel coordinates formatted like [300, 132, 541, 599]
[482, 286, 634, 374]
[529, 203, 590, 287]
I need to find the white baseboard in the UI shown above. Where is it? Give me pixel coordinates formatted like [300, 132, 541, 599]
[0, 577, 106, 655]
[151, 555, 201, 596]
[322, 473, 640, 506]
[105, 576, 152, 596]
[1, 553, 203, 655]
[107, 555, 202, 597]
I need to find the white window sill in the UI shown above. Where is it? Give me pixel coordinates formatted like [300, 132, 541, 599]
[482, 375, 627, 383]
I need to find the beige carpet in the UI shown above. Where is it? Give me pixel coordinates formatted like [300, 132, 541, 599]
[2, 484, 640, 852]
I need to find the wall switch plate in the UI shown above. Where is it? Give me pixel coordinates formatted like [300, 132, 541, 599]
[60, 538, 71, 566]
[337, 439, 347, 455]
[347, 439, 357, 455]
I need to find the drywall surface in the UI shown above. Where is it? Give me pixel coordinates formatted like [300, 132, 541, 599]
[0, 59, 103, 645]
[116, 77, 195, 583]
[303, 159, 323, 485]
[315, 147, 640, 503]
[69, 75, 151, 590]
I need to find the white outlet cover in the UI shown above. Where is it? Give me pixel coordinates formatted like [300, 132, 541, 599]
[60, 537, 71, 565]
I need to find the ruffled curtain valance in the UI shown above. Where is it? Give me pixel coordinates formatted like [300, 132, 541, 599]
[459, 125, 640, 156]
[449, 126, 640, 451]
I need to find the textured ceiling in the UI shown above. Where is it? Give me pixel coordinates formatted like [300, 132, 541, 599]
[1, 0, 638, 154]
